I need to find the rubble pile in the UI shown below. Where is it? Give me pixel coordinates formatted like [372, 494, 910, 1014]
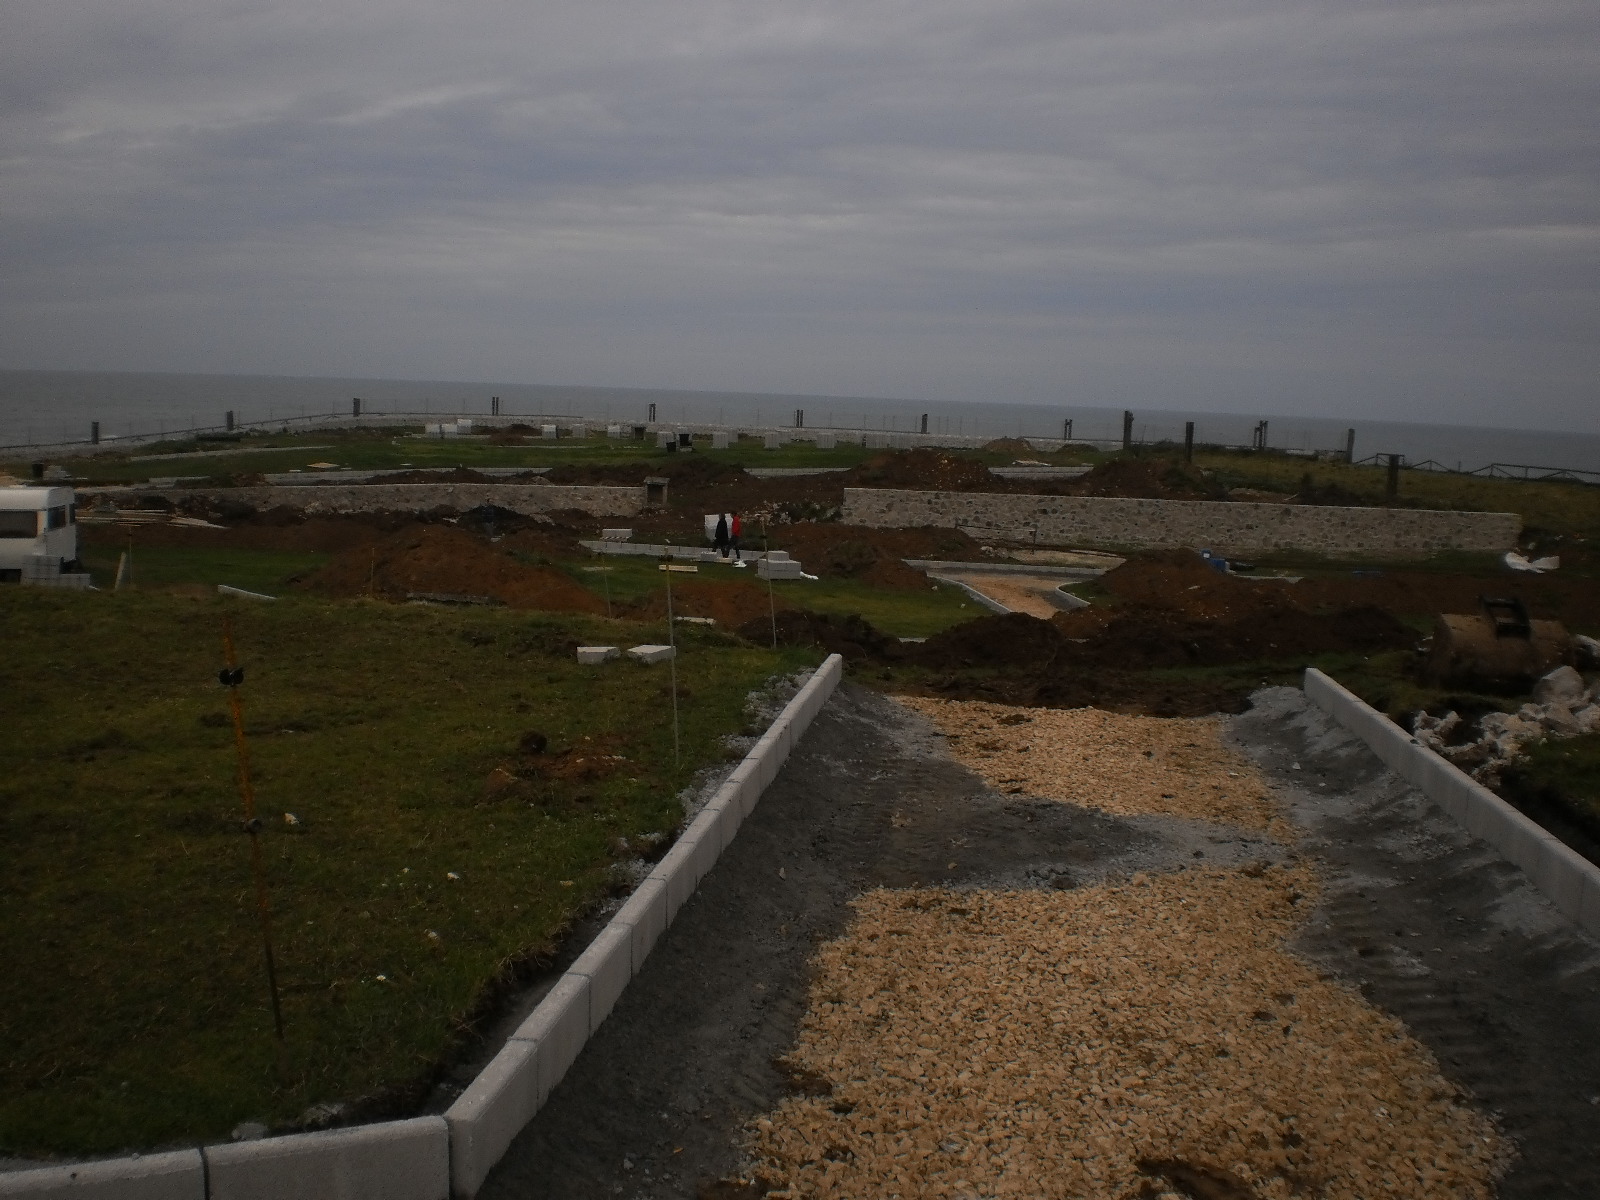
[1414, 664, 1600, 786]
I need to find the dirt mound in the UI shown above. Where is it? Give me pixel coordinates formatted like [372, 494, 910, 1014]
[298, 525, 606, 612]
[736, 609, 902, 662]
[980, 438, 1036, 454]
[1087, 550, 1302, 622]
[912, 612, 1066, 670]
[1069, 457, 1229, 500]
[842, 449, 996, 492]
[770, 525, 984, 590]
[629, 579, 779, 627]
[373, 467, 543, 484]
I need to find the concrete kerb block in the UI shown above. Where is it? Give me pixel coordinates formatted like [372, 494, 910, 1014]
[1580, 872, 1600, 939]
[568, 921, 634, 1031]
[0, 1150, 204, 1199]
[446, 1040, 542, 1200]
[513, 972, 591, 1093]
[614, 876, 668, 971]
[650, 838, 702, 916]
[689, 829, 722, 883]
[712, 789, 743, 848]
[1537, 838, 1590, 922]
[204, 1117, 448, 1200]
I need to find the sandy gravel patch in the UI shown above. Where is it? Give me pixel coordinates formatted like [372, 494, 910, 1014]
[743, 866, 1506, 1200]
[936, 574, 1076, 619]
[896, 697, 1285, 833]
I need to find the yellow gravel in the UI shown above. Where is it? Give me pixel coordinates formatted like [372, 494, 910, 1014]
[896, 697, 1286, 834]
[744, 867, 1507, 1200]
[936, 574, 1074, 619]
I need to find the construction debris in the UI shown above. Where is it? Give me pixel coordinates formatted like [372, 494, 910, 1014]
[1414, 666, 1600, 786]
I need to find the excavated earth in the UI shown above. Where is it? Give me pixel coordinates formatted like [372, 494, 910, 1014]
[475, 684, 1600, 1200]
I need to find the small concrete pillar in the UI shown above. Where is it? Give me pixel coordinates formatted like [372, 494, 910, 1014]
[1121, 410, 1133, 450]
[920, 413, 928, 434]
[1345, 428, 1356, 464]
[1184, 421, 1194, 462]
[1386, 453, 1402, 496]
[226, 410, 235, 432]
[352, 398, 362, 417]
[91, 421, 100, 445]
[491, 396, 500, 416]
[648, 403, 657, 422]
[711, 431, 731, 450]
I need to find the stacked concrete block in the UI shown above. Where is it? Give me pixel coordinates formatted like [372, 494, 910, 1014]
[541, 424, 558, 439]
[570, 424, 587, 440]
[711, 431, 731, 450]
[764, 433, 782, 450]
[627, 644, 676, 663]
[601, 528, 633, 541]
[1303, 668, 1600, 939]
[815, 433, 836, 450]
[576, 646, 619, 664]
[655, 430, 674, 449]
[758, 554, 805, 580]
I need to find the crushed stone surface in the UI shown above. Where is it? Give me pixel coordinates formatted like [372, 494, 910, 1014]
[744, 867, 1507, 1200]
[935, 573, 1074, 619]
[897, 696, 1287, 834]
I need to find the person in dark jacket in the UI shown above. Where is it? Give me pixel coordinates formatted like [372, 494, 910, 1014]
[713, 512, 730, 559]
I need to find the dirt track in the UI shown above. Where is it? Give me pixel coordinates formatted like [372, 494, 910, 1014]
[475, 685, 1600, 1199]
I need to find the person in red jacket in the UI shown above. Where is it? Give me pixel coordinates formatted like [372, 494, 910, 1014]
[730, 512, 745, 567]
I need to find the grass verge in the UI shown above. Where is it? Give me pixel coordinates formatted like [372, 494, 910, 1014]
[0, 588, 816, 1156]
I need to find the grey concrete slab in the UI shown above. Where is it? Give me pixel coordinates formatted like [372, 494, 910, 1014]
[446, 1041, 543, 1200]
[568, 922, 634, 1032]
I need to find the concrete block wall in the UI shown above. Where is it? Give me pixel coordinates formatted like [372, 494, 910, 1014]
[1303, 668, 1600, 939]
[92, 483, 646, 519]
[843, 488, 1519, 557]
[2, 656, 845, 1200]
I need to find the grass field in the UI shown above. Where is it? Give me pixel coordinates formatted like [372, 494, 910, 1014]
[0, 588, 817, 1155]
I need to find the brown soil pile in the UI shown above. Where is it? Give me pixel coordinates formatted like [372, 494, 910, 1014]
[771, 525, 985, 590]
[371, 467, 544, 484]
[979, 437, 1036, 454]
[1289, 570, 1600, 631]
[736, 609, 902, 662]
[1069, 456, 1229, 500]
[297, 525, 606, 612]
[842, 449, 996, 492]
[628, 579, 779, 627]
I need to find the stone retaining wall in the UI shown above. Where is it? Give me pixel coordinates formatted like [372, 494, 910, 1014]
[842, 488, 1518, 556]
[94, 483, 646, 518]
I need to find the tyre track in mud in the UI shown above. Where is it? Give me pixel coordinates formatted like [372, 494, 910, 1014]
[1231, 688, 1600, 1199]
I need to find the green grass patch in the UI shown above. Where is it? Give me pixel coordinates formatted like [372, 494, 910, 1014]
[1501, 734, 1600, 841]
[767, 576, 975, 638]
[0, 589, 816, 1155]
[76, 545, 328, 594]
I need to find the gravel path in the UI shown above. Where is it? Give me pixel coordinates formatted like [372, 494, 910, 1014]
[933, 573, 1073, 619]
[479, 684, 1600, 1199]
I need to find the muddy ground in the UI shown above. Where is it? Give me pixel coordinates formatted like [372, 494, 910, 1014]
[472, 685, 1600, 1199]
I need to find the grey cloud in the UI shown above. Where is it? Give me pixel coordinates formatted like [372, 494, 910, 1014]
[2, 0, 1597, 427]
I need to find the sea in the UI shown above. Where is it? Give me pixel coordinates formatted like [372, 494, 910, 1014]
[2, 368, 1597, 478]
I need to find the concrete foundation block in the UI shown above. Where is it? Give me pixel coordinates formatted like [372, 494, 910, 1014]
[711, 432, 731, 450]
[764, 433, 781, 449]
[516, 973, 591, 1097]
[0, 1150, 204, 1199]
[601, 528, 632, 541]
[569, 921, 635, 1031]
[576, 646, 619, 664]
[758, 560, 804, 580]
[205, 1117, 448, 1200]
[445, 1040, 542, 1200]
[815, 434, 836, 450]
[614, 877, 668, 971]
[626, 644, 676, 664]
[541, 425, 558, 439]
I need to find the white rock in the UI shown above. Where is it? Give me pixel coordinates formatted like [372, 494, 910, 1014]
[1532, 665, 1586, 706]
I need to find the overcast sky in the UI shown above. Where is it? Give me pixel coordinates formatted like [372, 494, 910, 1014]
[3, 0, 1596, 431]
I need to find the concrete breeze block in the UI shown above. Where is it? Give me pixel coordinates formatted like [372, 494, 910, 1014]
[445, 1040, 543, 1200]
[569, 921, 635, 1031]
[0, 1150, 204, 1200]
[627, 644, 676, 664]
[576, 646, 619, 664]
[204, 1117, 448, 1200]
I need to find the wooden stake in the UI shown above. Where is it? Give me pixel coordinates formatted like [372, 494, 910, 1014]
[221, 614, 285, 1040]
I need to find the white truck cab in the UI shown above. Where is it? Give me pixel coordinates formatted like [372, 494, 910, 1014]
[0, 486, 85, 585]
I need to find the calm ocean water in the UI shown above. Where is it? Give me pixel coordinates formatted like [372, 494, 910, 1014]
[2, 368, 1597, 477]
